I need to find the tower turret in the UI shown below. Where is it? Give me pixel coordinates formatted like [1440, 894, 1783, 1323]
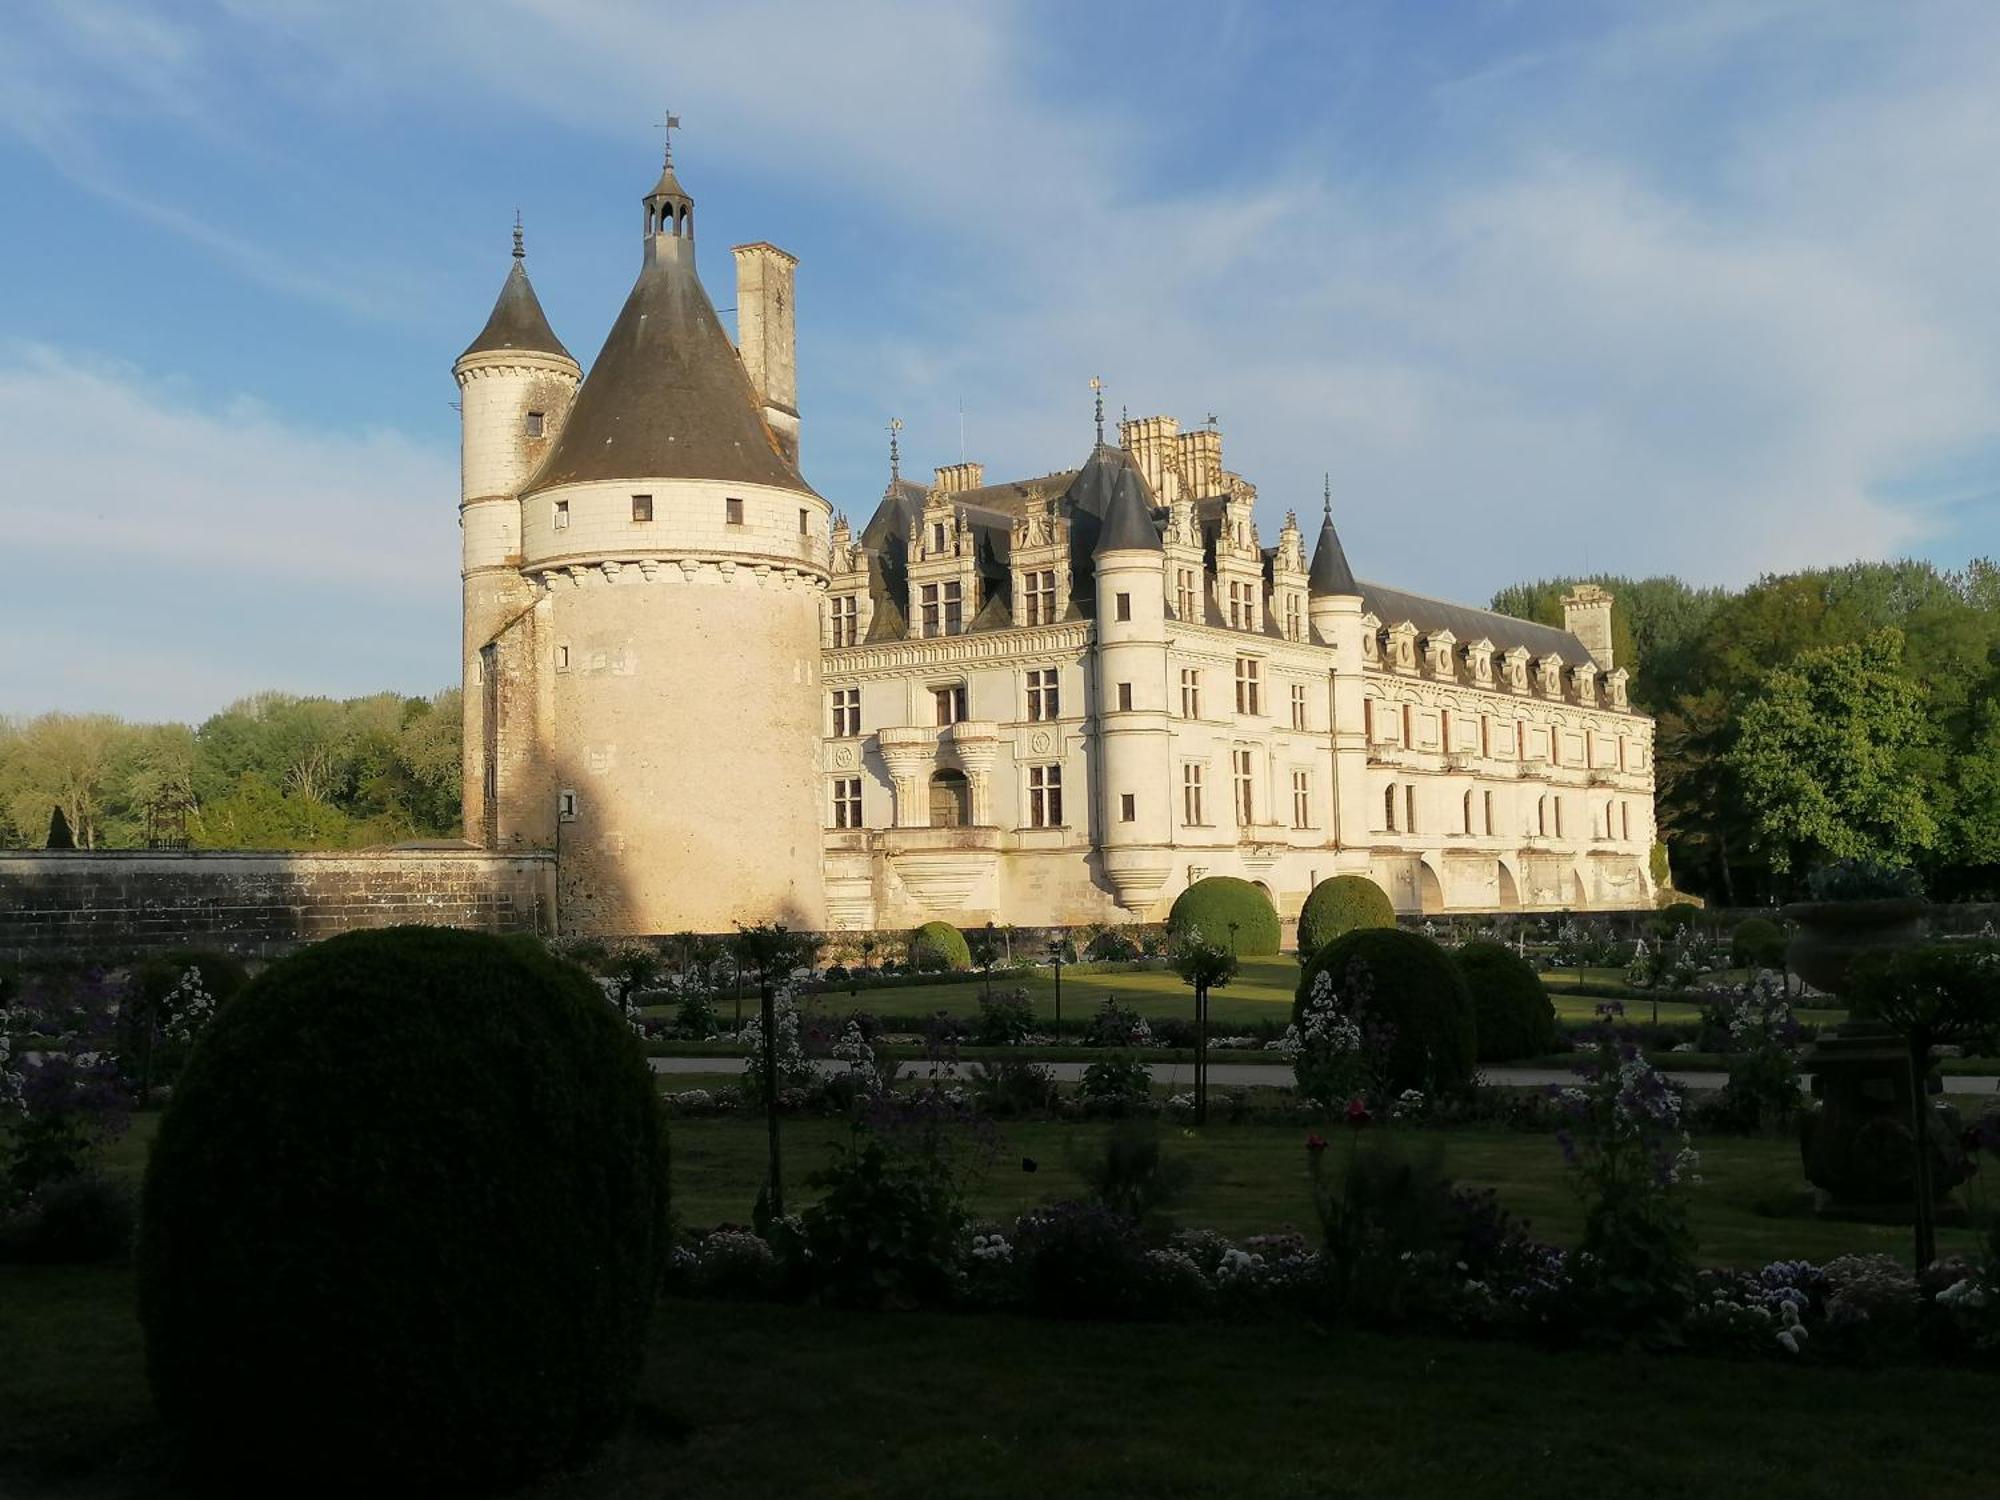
[513, 130, 830, 934]
[1306, 478, 1373, 862]
[1084, 445, 1174, 915]
[455, 221, 581, 848]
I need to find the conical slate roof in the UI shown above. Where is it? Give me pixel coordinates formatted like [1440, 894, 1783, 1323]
[1308, 505, 1359, 596]
[460, 261, 572, 363]
[525, 246, 812, 496]
[1091, 450, 1164, 556]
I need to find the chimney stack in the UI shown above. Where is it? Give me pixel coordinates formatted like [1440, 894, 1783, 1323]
[1562, 583, 1616, 672]
[732, 242, 800, 466]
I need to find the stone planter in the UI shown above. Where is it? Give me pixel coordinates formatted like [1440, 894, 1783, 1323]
[1797, 1023, 1969, 1215]
[1782, 898, 1926, 997]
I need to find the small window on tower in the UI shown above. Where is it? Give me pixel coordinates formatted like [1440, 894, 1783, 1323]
[1116, 682, 1133, 711]
[631, 494, 653, 522]
[799, 508, 810, 536]
[555, 644, 570, 672]
[553, 500, 570, 530]
[1115, 593, 1132, 622]
[1120, 793, 1136, 823]
[525, 411, 545, 438]
[726, 497, 745, 526]
[558, 789, 578, 821]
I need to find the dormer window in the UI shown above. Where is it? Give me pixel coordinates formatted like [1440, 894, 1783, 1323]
[525, 411, 545, 438]
[932, 522, 947, 553]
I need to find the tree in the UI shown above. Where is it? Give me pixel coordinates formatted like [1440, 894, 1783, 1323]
[1728, 629, 1935, 877]
[1171, 927, 1239, 1126]
[45, 804, 75, 849]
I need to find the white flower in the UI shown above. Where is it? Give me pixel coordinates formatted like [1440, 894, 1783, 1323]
[1775, 1329, 1800, 1355]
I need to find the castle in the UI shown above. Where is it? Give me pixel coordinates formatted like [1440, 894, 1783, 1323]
[453, 136, 1657, 937]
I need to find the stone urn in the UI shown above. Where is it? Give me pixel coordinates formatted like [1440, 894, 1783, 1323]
[1783, 898, 1926, 996]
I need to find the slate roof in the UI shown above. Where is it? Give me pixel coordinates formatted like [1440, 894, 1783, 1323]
[1356, 581, 1594, 665]
[1307, 508, 1358, 597]
[524, 242, 812, 496]
[460, 261, 573, 363]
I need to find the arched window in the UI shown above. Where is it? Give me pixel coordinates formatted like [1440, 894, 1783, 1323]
[1384, 783, 1398, 833]
[929, 769, 969, 828]
[1536, 795, 1548, 837]
[1463, 789, 1473, 835]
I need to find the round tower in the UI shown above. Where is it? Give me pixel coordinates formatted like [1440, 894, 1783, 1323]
[515, 138, 830, 934]
[1306, 482, 1373, 866]
[1087, 449, 1175, 915]
[453, 223, 581, 847]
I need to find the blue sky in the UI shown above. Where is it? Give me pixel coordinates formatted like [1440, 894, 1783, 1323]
[3, 0, 1996, 719]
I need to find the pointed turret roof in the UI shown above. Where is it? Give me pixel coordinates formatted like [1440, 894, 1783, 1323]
[1091, 448, 1164, 557]
[460, 238, 572, 364]
[1308, 485, 1358, 597]
[524, 145, 812, 496]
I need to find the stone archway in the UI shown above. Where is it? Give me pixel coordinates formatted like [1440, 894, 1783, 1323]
[1567, 864, 1590, 909]
[1496, 859, 1522, 913]
[1417, 858, 1446, 916]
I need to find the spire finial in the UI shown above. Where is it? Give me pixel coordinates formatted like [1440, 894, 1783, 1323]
[888, 417, 903, 482]
[1089, 376, 1105, 445]
[656, 108, 682, 167]
[512, 209, 524, 261]
[1323, 472, 1332, 519]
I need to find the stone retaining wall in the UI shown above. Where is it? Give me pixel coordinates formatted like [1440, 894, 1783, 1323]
[0, 849, 554, 961]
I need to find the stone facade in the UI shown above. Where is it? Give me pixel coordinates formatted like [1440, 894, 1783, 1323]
[0, 850, 553, 961]
[457, 138, 1659, 938]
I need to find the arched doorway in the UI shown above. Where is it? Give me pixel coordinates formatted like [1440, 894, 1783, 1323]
[1567, 866, 1589, 908]
[1417, 859, 1446, 915]
[1496, 860, 1521, 913]
[929, 769, 969, 828]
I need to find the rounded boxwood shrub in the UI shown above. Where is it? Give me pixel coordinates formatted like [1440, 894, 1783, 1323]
[1730, 916, 1786, 970]
[908, 921, 971, 972]
[1167, 877, 1280, 957]
[138, 927, 669, 1494]
[1451, 940, 1556, 1063]
[1295, 928, 1476, 1095]
[1295, 876, 1395, 956]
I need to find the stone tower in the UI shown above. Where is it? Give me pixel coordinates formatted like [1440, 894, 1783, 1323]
[1085, 446, 1175, 913]
[454, 224, 581, 849]
[1306, 487, 1373, 861]
[472, 139, 830, 933]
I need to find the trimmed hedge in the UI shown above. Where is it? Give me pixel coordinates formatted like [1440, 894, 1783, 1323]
[1168, 877, 1280, 957]
[138, 927, 669, 1494]
[1295, 929, 1476, 1095]
[1657, 901, 1702, 932]
[909, 921, 972, 972]
[1451, 940, 1557, 1063]
[1730, 917, 1787, 970]
[1295, 876, 1395, 956]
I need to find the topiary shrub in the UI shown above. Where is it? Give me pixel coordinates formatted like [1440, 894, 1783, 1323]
[1730, 917, 1787, 971]
[1295, 876, 1395, 956]
[1295, 929, 1476, 1095]
[1167, 877, 1280, 957]
[138, 927, 669, 1494]
[1451, 940, 1556, 1063]
[908, 921, 971, 972]
[1656, 900, 1702, 933]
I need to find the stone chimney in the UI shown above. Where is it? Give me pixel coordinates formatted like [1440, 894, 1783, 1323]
[933, 462, 985, 494]
[732, 242, 800, 466]
[1562, 584, 1615, 672]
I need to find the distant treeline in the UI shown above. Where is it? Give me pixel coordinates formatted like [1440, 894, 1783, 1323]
[1494, 557, 2000, 903]
[0, 690, 462, 851]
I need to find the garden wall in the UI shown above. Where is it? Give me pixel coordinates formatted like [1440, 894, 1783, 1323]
[0, 848, 554, 961]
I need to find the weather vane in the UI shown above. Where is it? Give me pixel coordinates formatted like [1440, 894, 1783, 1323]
[1204, 412, 1218, 430]
[656, 109, 682, 166]
[1089, 376, 1105, 444]
[888, 417, 903, 481]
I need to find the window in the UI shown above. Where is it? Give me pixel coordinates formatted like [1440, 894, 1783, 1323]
[1116, 682, 1133, 712]
[1026, 668, 1059, 721]
[1120, 792, 1136, 822]
[831, 777, 862, 829]
[1290, 682, 1308, 730]
[1292, 769, 1311, 829]
[726, 497, 745, 525]
[1536, 795, 1549, 837]
[525, 410, 545, 438]
[1463, 789, 1474, 834]
[1175, 567, 1198, 620]
[933, 683, 967, 726]
[1284, 594, 1303, 641]
[1234, 656, 1261, 715]
[558, 789, 578, 821]
[553, 500, 570, 530]
[1405, 784, 1417, 834]
[632, 493, 653, 522]
[555, 644, 570, 672]
[1384, 784, 1398, 832]
[1182, 762, 1206, 825]
[1023, 569, 1057, 626]
[920, 582, 964, 638]
[1115, 592, 1132, 622]
[1402, 703, 1415, 747]
[1028, 764, 1063, 828]
[1484, 790, 1495, 835]
[829, 594, 858, 647]
[1621, 802, 1631, 841]
[799, 508, 810, 536]
[1233, 749, 1255, 825]
[932, 522, 947, 554]
[1180, 668, 1202, 719]
[1553, 796, 1564, 839]
[830, 687, 860, 738]
[1480, 715, 1492, 758]
[1227, 579, 1256, 630]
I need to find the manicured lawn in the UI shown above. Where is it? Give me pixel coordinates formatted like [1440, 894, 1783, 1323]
[6, 1269, 1999, 1499]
